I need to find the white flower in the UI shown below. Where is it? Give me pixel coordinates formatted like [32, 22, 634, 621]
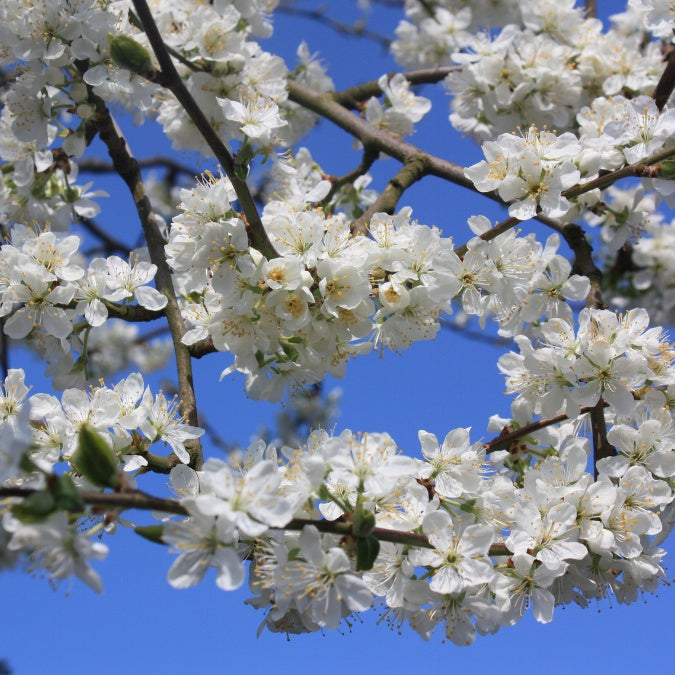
[276, 525, 372, 630]
[410, 510, 495, 594]
[138, 390, 204, 464]
[4, 512, 108, 593]
[220, 94, 287, 145]
[162, 512, 245, 591]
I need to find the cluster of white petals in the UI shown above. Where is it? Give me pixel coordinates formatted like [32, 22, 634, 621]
[390, 0, 666, 140]
[0, 370, 203, 473]
[0, 0, 674, 651]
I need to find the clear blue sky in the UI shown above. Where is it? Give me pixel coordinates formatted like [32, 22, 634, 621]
[2, 2, 673, 673]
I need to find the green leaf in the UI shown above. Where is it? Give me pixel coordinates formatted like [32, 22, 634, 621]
[11, 491, 57, 523]
[134, 525, 167, 545]
[71, 425, 120, 489]
[356, 534, 380, 571]
[52, 474, 85, 513]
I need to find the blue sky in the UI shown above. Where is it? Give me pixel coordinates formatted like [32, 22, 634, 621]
[2, 2, 674, 673]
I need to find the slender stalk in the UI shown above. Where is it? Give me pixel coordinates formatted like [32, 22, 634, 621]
[332, 66, 458, 109]
[77, 215, 133, 256]
[652, 43, 675, 110]
[484, 406, 597, 453]
[130, 0, 278, 260]
[0, 488, 510, 557]
[276, 5, 392, 48]
[324, 148, 378, 203]
[350, 156, 429, 234]
[87, 91, 202, 468]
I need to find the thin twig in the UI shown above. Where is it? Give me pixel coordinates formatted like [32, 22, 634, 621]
[653, 43, 675, 111]
[323, 147, 379, 203]
[130, 0, 278, 260]
[277, 5, 392, 48]
[79, 156, 198, 178]
[590, 399, 616, 477]
[484, 406, 596, 453]
[77, 215, 133, 256]
[0, 487, 510, 556]
[333, 66, 458, 109]
[583, 0, 597, 19]
[350, 156, 428, 234]
[86, 90, 202, 469]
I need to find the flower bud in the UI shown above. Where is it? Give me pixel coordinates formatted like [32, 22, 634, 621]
[109, 34, 154, 78]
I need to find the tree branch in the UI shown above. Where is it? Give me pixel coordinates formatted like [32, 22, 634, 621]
[323, 147, 379, 202]
[332, 66, 457, 109]
[78, 156, 198, 178]
[87, 91, 202, 469]
[484, 406, 597, 454]
[277, 4, 392, 49]
[652, 42, 675, 111]
[0, 487, 510, 557]
[350, 156, 429, 234]
[590, 399, 616, 478]
[560, 222, 605, 310]
[130, 0, 278, 260]
[78, 215, 134, 257]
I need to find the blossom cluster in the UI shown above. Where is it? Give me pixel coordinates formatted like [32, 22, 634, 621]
[1, 337, 672, 639]
[391, 0, 667, 140]
[0, 225, 169, 386]
[167, 164, 591, 400]
[1, 0, 675, 651]
[158, 391, 671, 642]
[466, 95, 675, 223]
[498, 307, 673, 419]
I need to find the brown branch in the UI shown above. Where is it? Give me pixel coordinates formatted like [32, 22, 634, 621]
[288, 79, 474, 189]
[188, 337, 216, 359]
[583, 0, 597, 19]
[86, 90, 202, 469]
[289, 80, 675, 246]
[653, 43, 675, 111]
[563, 146, 675, 200]
[350, 156, 429, 235]
[0, 486, 188, 515]
[454, 216, 521, 259]
[332, 66, 458, 109]
[105, 302, 165, 322]
[439, 317, 511, 347]
[0, 488, 510, 556]
[324, 147, 379, 202]
[78, 216, 134, 256]
[78, 156, 198, 178]
[484, 406, 596, 454]
[130, 0, 278, 260]
[590, 398, 616, 478]
[277, 4, 392, 49]
[560, 222, 605, 310]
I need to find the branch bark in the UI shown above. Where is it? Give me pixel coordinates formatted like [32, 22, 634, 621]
[87, 91, 202, 469]
[130, 0, 278, 260]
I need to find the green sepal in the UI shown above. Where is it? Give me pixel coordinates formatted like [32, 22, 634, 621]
[356, 534, 380, 571]
[11, 491, 57, 523]
[71, 425, 120, 489]
[317, 484, 331, 502]
[352, 508, 376, 538]
[134, 525, 167, 545]
[658, 158, 675, 179]
[52, 474, 85, 513]
[235, 141, 255, 170]
[109, 34, 154, 77]
[18, 453, 40, 474]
